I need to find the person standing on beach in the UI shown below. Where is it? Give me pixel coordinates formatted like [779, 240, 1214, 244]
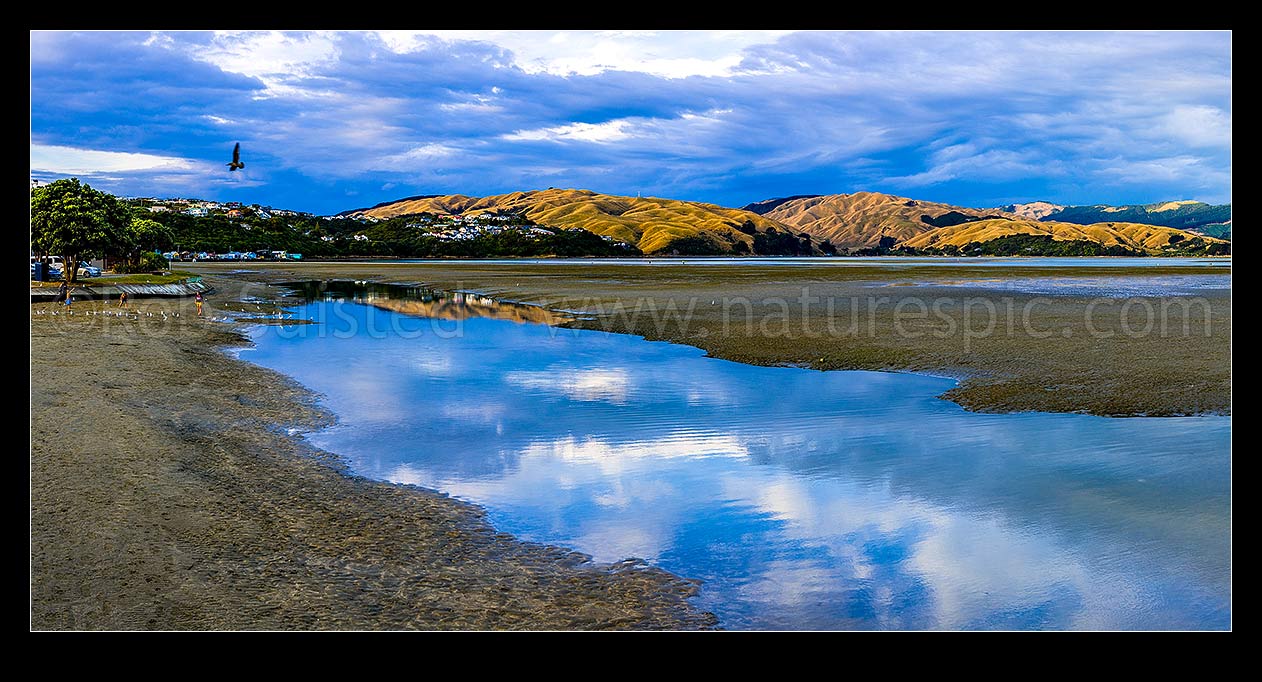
[57, 280, 67, 303]
[195, 292, 204, 317]
[118, 291, 128, 308]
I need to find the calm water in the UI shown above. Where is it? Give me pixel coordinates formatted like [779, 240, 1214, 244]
[898, 274, 1231, 297]
[383, 256, 1230, 268]
[237, 286, 1231, 630]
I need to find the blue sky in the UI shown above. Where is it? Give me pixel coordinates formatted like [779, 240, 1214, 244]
[30, 30, 1231, 215]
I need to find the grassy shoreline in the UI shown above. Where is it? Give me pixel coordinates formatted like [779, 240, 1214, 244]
[32, 271, 202, 285]
[189, 261, 1231, 417]
[30, 276, 715, 630]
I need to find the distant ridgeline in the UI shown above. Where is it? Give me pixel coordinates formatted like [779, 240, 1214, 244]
[1002, 200, 1231, 240]
[125, 190, 1229, 259]
[348, 188, 805, 256]
[899, 231, 1229, 257]
[741, 192, 1228, 256]
[897, 217, 1229, 257]
[126, 199, 638, 259]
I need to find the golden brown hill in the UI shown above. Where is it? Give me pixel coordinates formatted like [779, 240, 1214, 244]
[900, 218, 1225, 251]
[757, 192, 1011, 248]
[356, 188, 791, 255]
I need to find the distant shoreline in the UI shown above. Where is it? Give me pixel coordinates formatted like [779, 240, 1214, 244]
[184, 260, 1231, 417]
[180, 253, 1233, 265]
[185, 253, 1236, 262]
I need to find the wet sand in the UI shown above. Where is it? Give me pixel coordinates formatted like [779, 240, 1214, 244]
[30, 278, 715, 630]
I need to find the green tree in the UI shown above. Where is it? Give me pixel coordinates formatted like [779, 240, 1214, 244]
[119, 217, 175, 268]
[31, 178, 130, 282]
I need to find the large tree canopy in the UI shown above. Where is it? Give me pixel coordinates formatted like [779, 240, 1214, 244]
[31, 178, 130, 282]
[127, 217, 174, 252]
[120, 217, 174, 265]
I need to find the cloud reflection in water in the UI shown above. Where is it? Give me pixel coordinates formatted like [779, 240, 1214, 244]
[240, 298, 1230, 629]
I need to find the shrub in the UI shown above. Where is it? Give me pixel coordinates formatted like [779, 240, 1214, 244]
[114, 251, 170, 273]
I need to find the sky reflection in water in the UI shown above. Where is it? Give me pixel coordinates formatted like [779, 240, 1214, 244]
[239, 293, 1230, 630]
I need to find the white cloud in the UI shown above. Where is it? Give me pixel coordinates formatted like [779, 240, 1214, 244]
[190, 30, 340, 96]
[504, 367, 632, 403]
[383, 143, 458, 163]
[503, 119, 634, 144]
[142, 32, 174, 49]
[573, 522, 668, 562]
[1093, 155, 1231, 191]
[438, 100, 503, 114]
[680, 108, 733, 121]
[715, 468, 1118, 628]
[379, 30, 795, 78]
[30, 144, 196, 175]
[887, 148, 1049, 188]
[550, 433, 746, 462]
[1160, 105, 1231, 149]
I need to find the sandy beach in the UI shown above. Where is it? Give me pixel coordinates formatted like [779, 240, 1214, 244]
[30, 277, 714, 630]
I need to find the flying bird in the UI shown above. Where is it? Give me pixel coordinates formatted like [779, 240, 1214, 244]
[226, 143, 245, 171]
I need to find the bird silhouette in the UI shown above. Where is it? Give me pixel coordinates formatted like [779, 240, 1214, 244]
[226, 143, 245, 171]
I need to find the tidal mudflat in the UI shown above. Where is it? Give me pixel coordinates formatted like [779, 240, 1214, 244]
[189, 259, 1231, 416]
[29, 278, 713, 630]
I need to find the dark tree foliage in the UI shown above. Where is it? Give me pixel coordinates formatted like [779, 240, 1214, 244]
[117, 217, 174, 269]
[662, 235, 726, 255]
[148, 209, 640, 258]
[1161, 236, 1230, 256]
[31, 178, 131, 282]
[852, 235, 900, 255]
[918, 211, 1010, 228]
[753, 230, 813, 255]
[906, 234, 1143, 256]
[1048, 203, 1231, 230]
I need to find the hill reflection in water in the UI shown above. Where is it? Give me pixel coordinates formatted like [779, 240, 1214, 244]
[282, 279, 571, 326]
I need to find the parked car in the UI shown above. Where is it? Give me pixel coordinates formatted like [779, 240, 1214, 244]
[77, 262, 102, 278]
[31, 256, 64, 280]
[34, 255, 65, 268]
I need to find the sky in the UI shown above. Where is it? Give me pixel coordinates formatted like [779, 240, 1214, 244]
[30, 30, 1231, 215]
